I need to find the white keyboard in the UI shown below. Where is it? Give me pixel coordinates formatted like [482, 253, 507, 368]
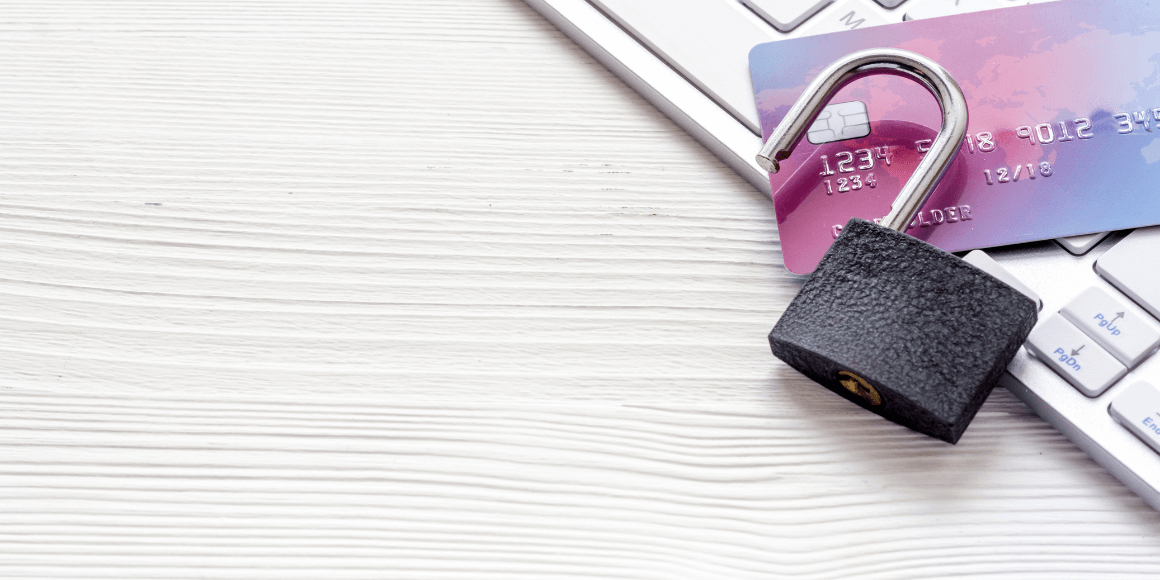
[1022, 228, 1160, 444]
[997, 228, 1160, 510]
[589, 0, 1056, 134]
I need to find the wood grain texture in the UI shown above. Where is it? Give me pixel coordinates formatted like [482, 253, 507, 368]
[1, 1, 1159, 578]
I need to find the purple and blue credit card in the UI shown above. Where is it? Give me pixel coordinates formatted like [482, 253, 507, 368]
[749, 0, 1160, 273]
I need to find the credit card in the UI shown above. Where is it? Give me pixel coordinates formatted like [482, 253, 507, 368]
[749, 0, 1160, 274]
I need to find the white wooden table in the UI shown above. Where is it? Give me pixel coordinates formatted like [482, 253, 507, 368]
[3, 1, 1160, 577]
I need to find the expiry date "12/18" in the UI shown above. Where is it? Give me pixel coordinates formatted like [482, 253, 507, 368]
[983, 161, 1054, 185]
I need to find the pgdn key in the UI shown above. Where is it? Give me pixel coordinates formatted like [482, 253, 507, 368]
[1026, 313, 1127, 397]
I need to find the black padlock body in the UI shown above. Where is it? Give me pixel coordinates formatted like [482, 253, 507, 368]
[770, 218, 1038, 444]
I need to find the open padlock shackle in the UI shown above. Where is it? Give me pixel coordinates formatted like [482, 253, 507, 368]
[755, 48, 968, 232]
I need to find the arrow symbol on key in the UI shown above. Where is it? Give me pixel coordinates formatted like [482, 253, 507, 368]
[1111, 312, 1125, 323]
[1071, 345, 1085, 356]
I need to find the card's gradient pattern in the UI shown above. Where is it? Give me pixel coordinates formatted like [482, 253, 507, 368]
[750, 0, 1160, 273]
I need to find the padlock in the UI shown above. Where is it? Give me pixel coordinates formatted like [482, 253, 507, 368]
[756, 49, 1038, 444]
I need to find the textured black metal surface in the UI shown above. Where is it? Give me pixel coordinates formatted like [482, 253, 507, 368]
[769, 218, 1038, 443]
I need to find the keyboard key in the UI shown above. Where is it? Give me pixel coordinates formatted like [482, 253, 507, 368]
[1055, 231, 1111, 255]
[800, 0, 891, 35]
[905, 0, 1004, 20]
[591, 0, 780, 133]
[962, 250, 1041, 311]
[1026, 314, 1126, 397]
[1096, 226, 1160, 321]
[1061, 287, 1160, 368]
[741, 0, 833, 31]
[1109, 381, 1160, 455]
[874, 0, 908, 7]
[903, 0, 1053, 20]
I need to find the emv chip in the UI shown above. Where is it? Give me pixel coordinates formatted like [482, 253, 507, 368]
[806, 100, 870, 145]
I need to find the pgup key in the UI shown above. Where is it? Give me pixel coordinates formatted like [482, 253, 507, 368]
[1061, 286, 1160, 367]
[757, 49, 1038, 444]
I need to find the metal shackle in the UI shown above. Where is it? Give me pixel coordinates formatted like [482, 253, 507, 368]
[755, 48, 968, 232]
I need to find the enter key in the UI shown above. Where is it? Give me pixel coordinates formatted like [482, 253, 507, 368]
[1110, 381, 1160, 455]
[1062, 286, 1160, 368]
